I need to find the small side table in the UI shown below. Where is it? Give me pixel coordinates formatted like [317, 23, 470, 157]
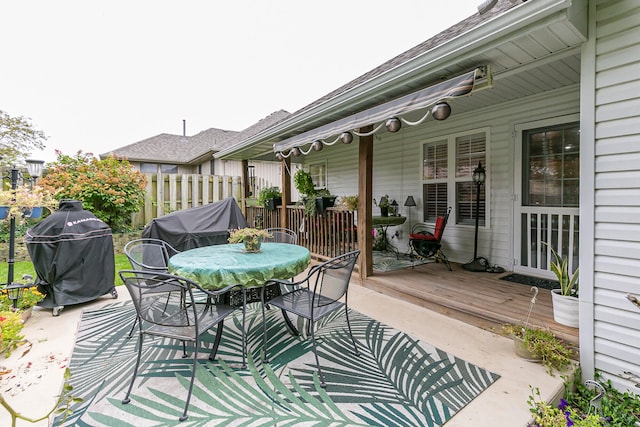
[372, 216, 406, 252]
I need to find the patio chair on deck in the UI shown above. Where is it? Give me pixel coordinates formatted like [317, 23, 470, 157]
[264, 227, 298, 244]
[408, 207, 452, 271]
[119, 270, 241, 422]
[261, 250, 361, 388]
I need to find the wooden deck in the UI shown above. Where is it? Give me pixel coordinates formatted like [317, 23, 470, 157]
[355, 260, 580, 349]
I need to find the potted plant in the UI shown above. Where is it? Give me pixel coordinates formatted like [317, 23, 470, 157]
[314, 188, 336, 215]
[339, 195, 359, 211]
[0, 185, 57, 220]
[374, 194, 390, 217]
[293, 169, 335, 216]
[545, 243, 579, 328]
[502, 324, 573, 375]
[228, 227, 272, 252]
[257, 186, 282, 211]
[501, 286, 574, 375]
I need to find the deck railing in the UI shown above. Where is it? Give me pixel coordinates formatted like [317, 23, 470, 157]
[246, 205, 358, 260]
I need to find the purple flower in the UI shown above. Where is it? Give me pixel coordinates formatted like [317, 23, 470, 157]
[564, 410, 574, 427]
[558, 399, 568, 410]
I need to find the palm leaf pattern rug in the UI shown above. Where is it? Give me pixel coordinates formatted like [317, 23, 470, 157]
[55, 301, 499, 426]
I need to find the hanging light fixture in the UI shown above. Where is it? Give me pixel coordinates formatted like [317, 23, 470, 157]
[431, 102, 452, 121]
[341, 131, 353, 144]
[275, 152, 283, 161]
[385, 117, 402, 133]
[312, 140, 323, 151]
[291, 147, 301, 157]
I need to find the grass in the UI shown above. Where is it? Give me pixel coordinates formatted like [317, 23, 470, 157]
[0, 253, 130, 286]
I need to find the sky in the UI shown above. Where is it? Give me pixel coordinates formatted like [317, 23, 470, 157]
[2, 1, 481, 164]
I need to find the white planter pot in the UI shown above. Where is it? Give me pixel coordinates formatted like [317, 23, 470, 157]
[551, 289, 579, 328]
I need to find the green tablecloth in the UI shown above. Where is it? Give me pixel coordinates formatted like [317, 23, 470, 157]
[168, 243, 311, 290]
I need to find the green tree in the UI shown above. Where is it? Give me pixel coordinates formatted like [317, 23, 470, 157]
[0, 110, 47, 166]
[38, 151, 147, 231]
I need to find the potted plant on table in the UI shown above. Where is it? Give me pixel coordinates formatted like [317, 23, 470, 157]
[374, 195, 390, 217]
[228, 227, 272, 252]
[257, 186, 282, 211]
[545, 243, 579, 328]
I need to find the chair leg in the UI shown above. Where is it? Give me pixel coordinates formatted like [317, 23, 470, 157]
[122, 332, 144, 405]
[207, 320, 224, 361]
[241, 289, 247, 369]
[438, 249, 452, 271]
[344, 305, 360, 357]
[180, 337, 199, 422]
[127, 316, 138, 338]
[281, 309, 299, 336]
[261, 290, 269, 364]
[308, 320, 327, 388]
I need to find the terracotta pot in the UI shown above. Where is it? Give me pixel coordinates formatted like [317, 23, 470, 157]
[551, 289, 579, 328]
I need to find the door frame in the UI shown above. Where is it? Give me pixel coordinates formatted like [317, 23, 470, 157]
[513, 113, 580, 278]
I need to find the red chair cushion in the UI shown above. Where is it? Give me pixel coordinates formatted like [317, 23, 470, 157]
[433, 216, 446, 241]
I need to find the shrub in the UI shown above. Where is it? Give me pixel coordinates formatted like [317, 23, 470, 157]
[0, 311, 25, 357]
[38, 151, 147, 232]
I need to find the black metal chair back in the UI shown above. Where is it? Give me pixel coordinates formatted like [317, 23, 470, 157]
[124, 238, 179, 272]
[261, 250, 361, 388]
[263, 227, 298, 244]
[118, 270, 239, 422]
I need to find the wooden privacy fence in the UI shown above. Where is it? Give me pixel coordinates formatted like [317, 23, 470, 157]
[133, 173, 243, 228]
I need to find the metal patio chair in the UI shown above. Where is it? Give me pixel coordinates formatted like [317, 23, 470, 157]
[123, 238, 182, 337]
[408, 207, 452, 271]
[119, 270, 241, 422]
[261, 249, 361, 388]
[263, 227, 298, 244]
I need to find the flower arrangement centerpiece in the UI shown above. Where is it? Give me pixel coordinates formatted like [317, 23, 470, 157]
[228, 227, 272, 252]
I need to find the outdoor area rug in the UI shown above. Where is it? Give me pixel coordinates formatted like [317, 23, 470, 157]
[373, 251, 429, 272]
[499, 273, 558, 291]
[55, 300, 500, 426]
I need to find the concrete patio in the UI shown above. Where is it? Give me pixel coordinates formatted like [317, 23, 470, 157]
[0, 282, 568, 426]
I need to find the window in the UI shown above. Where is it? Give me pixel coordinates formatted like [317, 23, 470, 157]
[160, 164, 178, 174]
[210, 159, 215, 175]
[308, 162, 327, 190]
[422, 130, 487, 225]
[523, 123, 579, 207]
[140, 163, 157, 173]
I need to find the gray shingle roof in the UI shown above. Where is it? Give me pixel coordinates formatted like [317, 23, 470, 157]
[103, 111, 291, 164]
[104, 128, 236, 164]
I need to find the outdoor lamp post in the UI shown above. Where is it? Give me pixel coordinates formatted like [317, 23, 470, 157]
[2, 159, 44, 289]
[463, 161, 487, 272]
[5, 282, 31, 311]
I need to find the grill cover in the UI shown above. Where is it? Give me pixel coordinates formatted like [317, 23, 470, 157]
[142, 197, 248, 251]
[25, 200, 115, 308]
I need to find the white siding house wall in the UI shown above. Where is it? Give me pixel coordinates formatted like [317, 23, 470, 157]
[588, 0, 640, 393]
[301, 85, 580, 268]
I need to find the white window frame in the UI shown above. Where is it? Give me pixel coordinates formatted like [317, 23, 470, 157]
[421, 127, 490, 228]
[308, 161, 328, 190]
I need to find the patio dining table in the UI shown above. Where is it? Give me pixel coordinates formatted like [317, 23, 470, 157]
[168, 242, 311, 366]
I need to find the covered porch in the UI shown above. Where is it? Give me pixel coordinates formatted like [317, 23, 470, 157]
[359, 258, 580, 349]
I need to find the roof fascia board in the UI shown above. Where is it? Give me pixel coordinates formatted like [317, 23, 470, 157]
[216, 0, 574, 159]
